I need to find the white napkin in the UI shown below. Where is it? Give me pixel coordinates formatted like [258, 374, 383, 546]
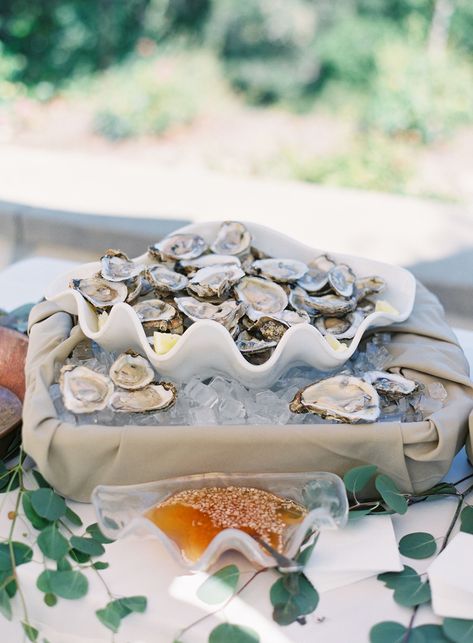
[428, 532, 473, 619]
[304, 515, 403, 592]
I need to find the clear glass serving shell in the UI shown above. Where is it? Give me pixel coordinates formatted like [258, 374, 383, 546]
[92, 471, 348, 571]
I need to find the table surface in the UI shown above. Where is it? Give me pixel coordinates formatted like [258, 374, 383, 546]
[1, 259, 472, 643]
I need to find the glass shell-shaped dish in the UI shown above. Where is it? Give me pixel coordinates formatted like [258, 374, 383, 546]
[92, 471, 348, 571]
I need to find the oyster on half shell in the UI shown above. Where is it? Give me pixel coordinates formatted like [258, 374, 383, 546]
[235, 330, 277, 354]
[100, 249, 144, 282]
[179, 254, 241, 274]
[109, 352, 154, 390]
[187, 264, 245, 299]
[290, 375, 380, 423]
[110, 383, 177, 412]
[72, 276, 128, 308]
[132, 299, 183, 334]
[146, 265, 189, 294]
[60, 365, 113, 414]
[363, 371, 418, 400]
[174, 296, 246, 330]
[210, 221, 252, 256]
[234, 276, 288, 321]
[251, 258, 308, 283]
[149, 233, 207, 261]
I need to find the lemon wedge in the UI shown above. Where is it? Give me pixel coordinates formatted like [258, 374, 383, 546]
[153, 332, 181, 355]
[326, 334, 348, 351]
[375, 300, 399, 315]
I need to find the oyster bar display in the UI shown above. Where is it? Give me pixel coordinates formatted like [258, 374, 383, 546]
[45, 221, 416, 386]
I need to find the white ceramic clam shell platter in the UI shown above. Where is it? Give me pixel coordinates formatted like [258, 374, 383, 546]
[92, 471, 348, 571]
[45, 221, 416, 388]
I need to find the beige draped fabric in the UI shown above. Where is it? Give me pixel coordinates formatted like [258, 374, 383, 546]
[22, 282, 473, 502]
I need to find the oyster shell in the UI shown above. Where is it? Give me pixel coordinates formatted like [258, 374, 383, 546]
[174, 296, 246, 330]
[149, 233, 207, 261]
[100, 249, 144, 282]
[288, 286, 317, 316]
[329, 264, 356, 298]
[60, 365, 113, 414]
[251, 258, 308, 283]
[236, 330, 277, 354]
[234, 277, 288, 321]
[146, 265, 189, 294]
[355, 276, 386, 299]
[315, 311, 364, 340]
[289, 375, 380, 423]
[109, 352, 154, 390]
[72, 276, 128, 308]
[125, 275, 143, 304]
[187, 264, 245, 299]
[278, 309, 311, 325]
[110, 383, 177, 412]
[248, 316, 289, 342]
[363, 371, 418, 400]
[299, 292, 357, 317]
[210, 221, 252, 256]
[179, 254, 241, 274]
[132, 299, 183, 334]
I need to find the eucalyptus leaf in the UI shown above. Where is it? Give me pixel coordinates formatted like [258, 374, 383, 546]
[32, 470, 52, 489]
[36, 571, 53, 594]
[57, 558, 72, 572]
[0, 541, 33, 571]
[393, 579, 431, 607]
[48, 570, 88, 599]
[349, 507, 376, 522]
[96, 603, 122, 633]
[399, 532, 437, 559]
[22, 491, 51, 530]
[0, 570, 17, 597]
[420, 483, 458, 497]
[270, 573, 318, 625]
[208, 623, 259, 643]
[442, 618, 473, 643]
[344, 465, 378, 494]
[22, 622, 39, 642]
[92, 561, 109, 570]
[370, 621, 406, 643]
[375, 475, 408, 515]
[197, 565, 240, 605]
[85, 523, 113, 544]
[64, 507, 83, 527]
[460, 507, 473, 535]
[69, 536, 105, 557]
[118, 595, 147, 614]
[37, 525, 69, 561]
[69, 548, 91, 564]
[378, 566, 419, 589]
[295, 533, 318, 567]
[0, 588, 12, 620]
[44, 593, 57, 607]
[412, 624, 450, 642]
[31, 489, 66, 521]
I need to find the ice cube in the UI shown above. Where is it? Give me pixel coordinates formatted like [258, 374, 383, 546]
[427, 382, 448, 402]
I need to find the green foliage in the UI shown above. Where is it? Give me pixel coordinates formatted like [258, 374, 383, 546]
[96, 596, 147, 633]
[375, 475, 408, 514]
[197, 564, 240, 604]
[398, 532, 437, 559]
[30, 488, 67, 521]
[270, 573, 319, 625]
[460, 506, 473, 534]
[37, 525, 69, 561]
[69, 536, 105, 557]
[344, 464, 377, 494]
[442, 618, 473, 643]
[208, 623, 259, 643]
[371, 622, 449, 643]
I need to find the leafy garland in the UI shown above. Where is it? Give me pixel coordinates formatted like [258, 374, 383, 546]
[1, 453, 473, 643]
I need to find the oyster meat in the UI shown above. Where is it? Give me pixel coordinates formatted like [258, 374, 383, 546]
[296, 291, 357, 317]
[110, 383, 177, 412]
[179, 254, 241, 274]
[132, 299, 183, 334]
[150, 233, 207, 261]
[210, 221, 252, 256]
[73, 276, 128, 308]
[187, 264, 245, 299]
[315, 311, 364, 340]
[328, 264, 356, 298]
[235, 330, 277, 354]
[100, 249, 144, 282]
[60, 365, 113, 414]
[234, 277, 288, 321]
[174, 296, 246, 330]
[147, 265, 189, 294]
[363, 371, 418, 400]
[251, 258, 308, 283]
[290, 375, 380, 423]
[109, 352, 154, 390]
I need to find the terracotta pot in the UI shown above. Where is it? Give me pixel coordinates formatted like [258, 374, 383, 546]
[0, 327, 28, 458]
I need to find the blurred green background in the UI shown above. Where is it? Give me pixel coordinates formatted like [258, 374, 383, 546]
[1, 0, 472, 199]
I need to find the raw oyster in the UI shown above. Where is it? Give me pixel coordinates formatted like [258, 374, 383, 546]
[132, 299, 183, 334]
[149, 233, 207, 261]
[60, 365, 113, 414]
[236, 330, 277, 354]
[278, 309, 311, 325]
[175, 296, 246, 330]
[251, 258, 308, 283]
[329, 264, 356, 298]
[315, 311, 364, 340]
[297, 254, 336, 293]
[109, 352, 154, 390]
[295, 291, 357, 317]
[110, 383, 177, 412]
[72, 276, 128, 308]
[179, 254, 241, 274]
[210, 221, 252, 256]
[363, 371, 418, 400]
[289, 375, 380, 423]
[288, 286, 317, 316]
[248, 316, 289, 342]
[125, 275, 143, 304]
[356, 276, 386, 299]
[100, 249, 144, 282]
[146, 265, 189, 294]
[234, 277, 288, 321]
[187, 264, 245, 299]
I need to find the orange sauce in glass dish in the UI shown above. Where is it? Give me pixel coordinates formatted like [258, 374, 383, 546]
[145, 486, 307, 563]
